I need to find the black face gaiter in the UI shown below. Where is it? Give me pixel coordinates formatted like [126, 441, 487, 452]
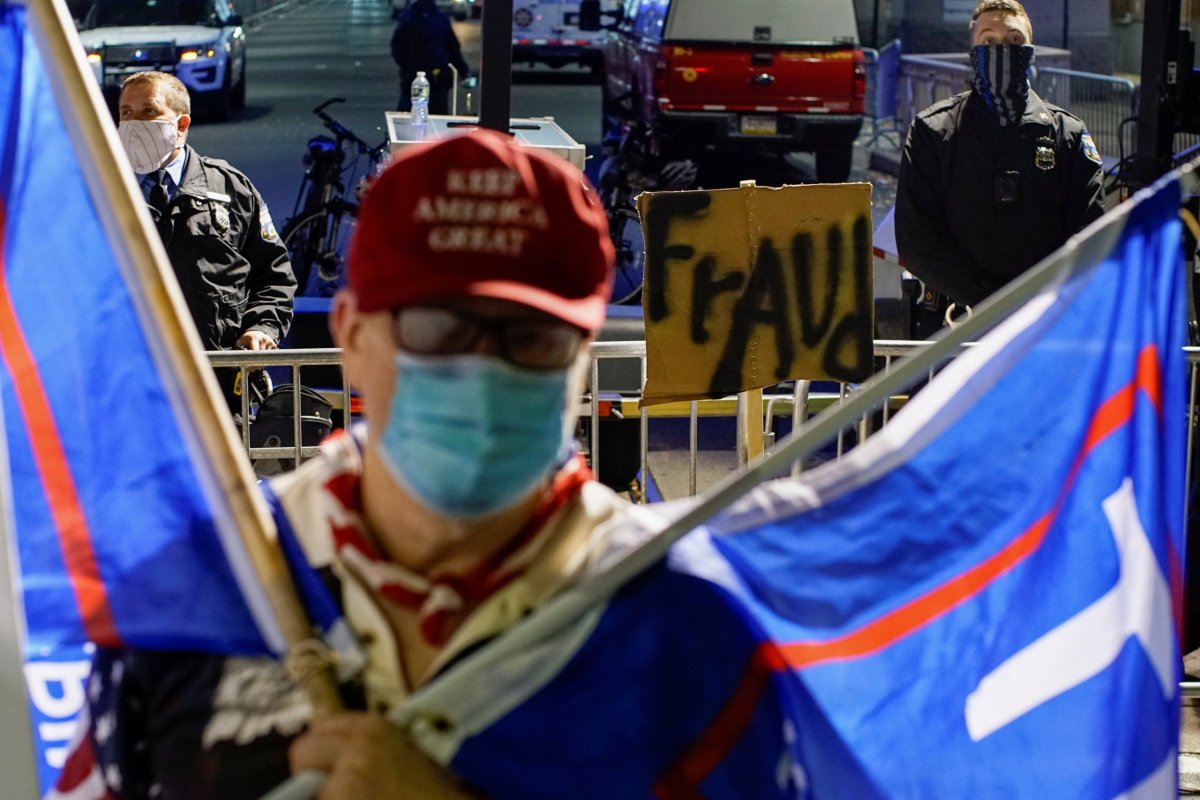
[970, 44, 1035, 127]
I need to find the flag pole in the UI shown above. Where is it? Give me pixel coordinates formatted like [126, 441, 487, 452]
[396, 161, 1200, 723]
[23, 0, 341, 715]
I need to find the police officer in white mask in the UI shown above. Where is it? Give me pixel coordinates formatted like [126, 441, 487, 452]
[117, 71, 295, 409]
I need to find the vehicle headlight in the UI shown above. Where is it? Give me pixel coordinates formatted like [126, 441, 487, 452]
[86, 51, 102, 63]
[179, 46, 217, 62]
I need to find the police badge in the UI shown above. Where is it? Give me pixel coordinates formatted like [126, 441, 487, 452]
[205, 191, 232, 233]
[212, 202, 231, 233]
[1034, 136, 1055, 171]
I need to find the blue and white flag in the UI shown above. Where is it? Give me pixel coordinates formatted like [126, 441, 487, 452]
[408, 175, 1188, 799]
[694, 173, 1188, 797]
[0, 3, 283, 789]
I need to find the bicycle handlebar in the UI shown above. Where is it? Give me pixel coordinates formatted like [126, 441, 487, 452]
[311, 97, 378, 156]
[312, 97, 345, 115]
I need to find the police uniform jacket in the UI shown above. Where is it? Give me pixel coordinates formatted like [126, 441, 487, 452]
[157, 146, 296, 350]
[895, 89, 1106, 308]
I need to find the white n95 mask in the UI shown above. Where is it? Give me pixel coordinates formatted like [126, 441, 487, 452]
[118, 118, 181, 174]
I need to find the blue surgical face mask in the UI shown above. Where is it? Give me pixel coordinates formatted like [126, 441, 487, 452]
[970, 44, 1035, 127]
[379, 352, 573, 518]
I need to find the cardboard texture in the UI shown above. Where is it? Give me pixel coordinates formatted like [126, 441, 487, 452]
[638, 182, 874, 407]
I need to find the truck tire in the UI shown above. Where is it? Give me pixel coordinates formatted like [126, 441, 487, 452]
[815, 143, 854, 183]
[204, 69, 235, 121]
[601, 88, 623, 141]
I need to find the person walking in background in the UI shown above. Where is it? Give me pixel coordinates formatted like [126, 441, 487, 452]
[391, 0, 471, 115]
[894, 0, 1105, 336]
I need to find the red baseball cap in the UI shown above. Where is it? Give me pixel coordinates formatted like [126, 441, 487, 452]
[347, 129, 614, 330]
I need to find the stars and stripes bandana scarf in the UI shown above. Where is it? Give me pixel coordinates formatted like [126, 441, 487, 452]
[970, 43, 1035, 126]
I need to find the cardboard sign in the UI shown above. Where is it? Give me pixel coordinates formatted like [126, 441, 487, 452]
[639, 182, 874, 406]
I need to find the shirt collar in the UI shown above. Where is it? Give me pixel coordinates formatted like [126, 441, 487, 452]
[136, 146, 186, 190]
[162, 147, 186, 190]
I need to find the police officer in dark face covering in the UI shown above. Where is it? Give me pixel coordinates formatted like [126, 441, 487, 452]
[894, 0, 1106, 335]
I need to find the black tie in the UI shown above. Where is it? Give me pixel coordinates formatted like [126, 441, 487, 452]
[148, 169, 172, 238]
[148, 169, 170, 215]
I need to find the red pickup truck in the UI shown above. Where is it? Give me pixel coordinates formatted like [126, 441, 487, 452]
[597, 0, 865, 183]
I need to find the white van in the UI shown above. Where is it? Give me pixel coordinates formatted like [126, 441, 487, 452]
[512, 0, 616, 71]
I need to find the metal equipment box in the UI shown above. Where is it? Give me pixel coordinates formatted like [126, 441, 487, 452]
[384, 113, 587, 172]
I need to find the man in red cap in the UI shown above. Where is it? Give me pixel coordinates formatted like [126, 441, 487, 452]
[60, 131, 796, 800]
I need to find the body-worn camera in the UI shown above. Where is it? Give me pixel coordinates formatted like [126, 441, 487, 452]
[995, 169, 1021, 204]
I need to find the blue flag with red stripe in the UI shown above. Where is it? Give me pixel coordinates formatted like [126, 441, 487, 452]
[413, 177, 1187, 798]
[691, 173, 1187, 796]
[0, 4, 276, 788]
[700, 175, 1185, 795]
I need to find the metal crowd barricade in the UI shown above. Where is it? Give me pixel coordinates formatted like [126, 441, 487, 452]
[861, 40, 905, 149]
[1031, 67, 1137, 169]
[896, 55, 971, 134]
[585, 340, 971, 502]
[212, 344, 1200, 515]
[207, 348, 349, 470]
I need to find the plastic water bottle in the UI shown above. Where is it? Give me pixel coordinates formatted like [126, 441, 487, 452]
[410, 71, 430, 126]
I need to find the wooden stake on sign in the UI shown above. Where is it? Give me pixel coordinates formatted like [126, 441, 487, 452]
[26, 0, 342, 716]
[736, 389, 765, 466]
[733, 182, 765, 467]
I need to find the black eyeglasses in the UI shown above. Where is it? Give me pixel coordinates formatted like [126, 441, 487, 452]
[392, 306, 585, 370]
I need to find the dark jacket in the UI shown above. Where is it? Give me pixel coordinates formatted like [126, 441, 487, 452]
[390, 0, 470, 112]
[895, 89, 1106, 308]
[157, 146, 296, 350]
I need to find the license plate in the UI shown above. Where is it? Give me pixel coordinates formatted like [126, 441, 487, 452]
[740, 115, 778, 136]
[107, 67, 152, 87]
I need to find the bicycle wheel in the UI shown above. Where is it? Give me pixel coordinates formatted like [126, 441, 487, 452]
[280, 209, 323, 293]
[281, 208, 352, 296]
[607, 206, 645, 305]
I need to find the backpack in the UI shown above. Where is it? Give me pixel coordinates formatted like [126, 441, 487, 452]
[249, 383, 334, 476]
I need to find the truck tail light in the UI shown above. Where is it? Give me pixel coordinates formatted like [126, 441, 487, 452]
[853, 49, 866, 102]
[653, 54, 670, 106]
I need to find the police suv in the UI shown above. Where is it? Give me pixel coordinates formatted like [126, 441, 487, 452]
[77, 0, 247, 119]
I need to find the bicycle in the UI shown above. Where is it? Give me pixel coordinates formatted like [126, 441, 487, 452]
[596, 117, 697, 305]
[281, 98, 390, 296]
